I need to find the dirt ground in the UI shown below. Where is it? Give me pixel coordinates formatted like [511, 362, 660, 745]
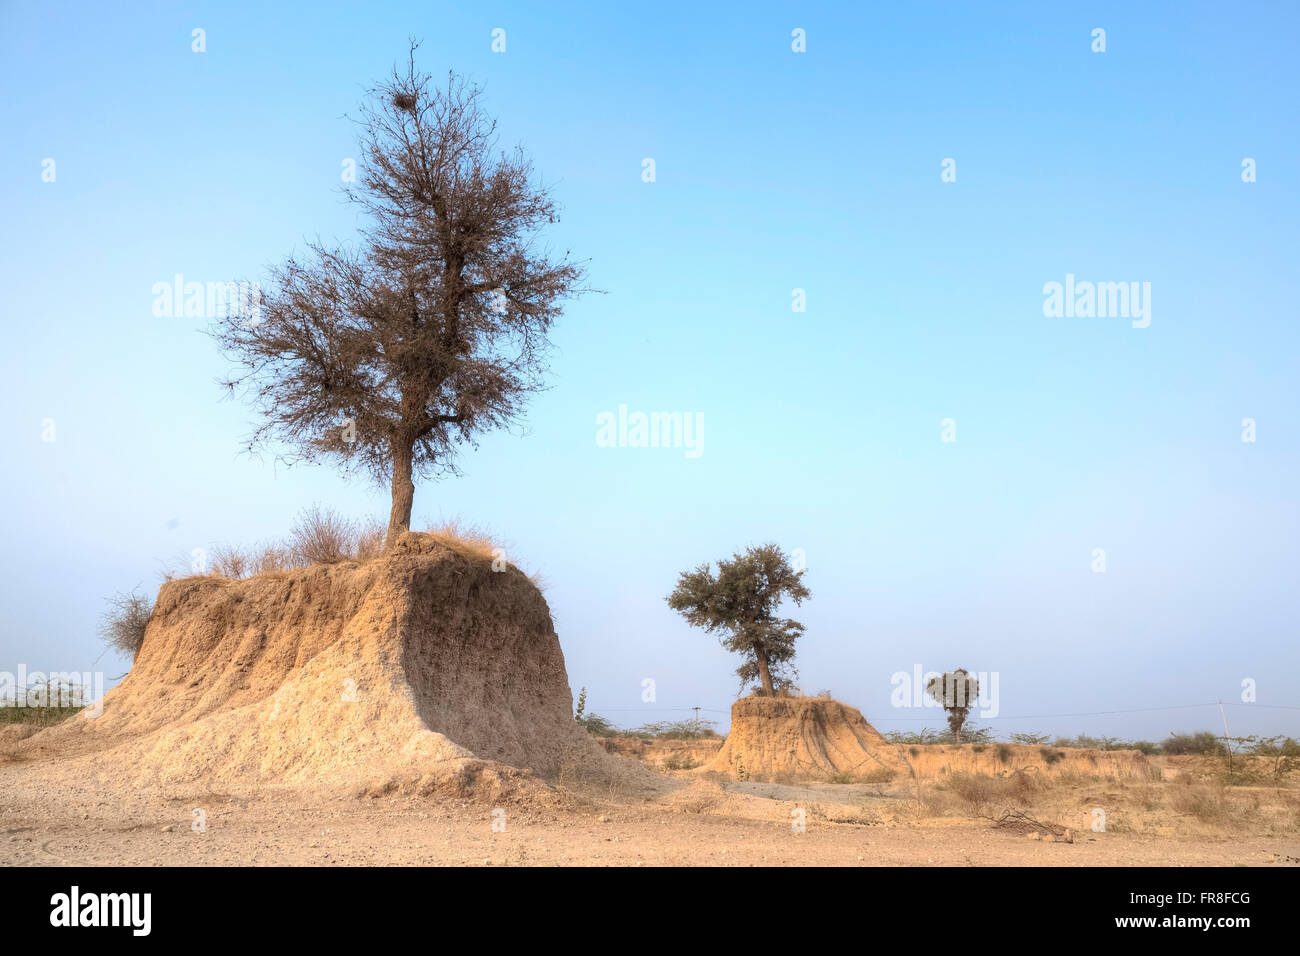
[11, 540, 1290, 867]
[3, 762, 1297, 867]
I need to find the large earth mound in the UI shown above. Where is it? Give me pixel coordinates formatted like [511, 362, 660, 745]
[18, 532, 609, 795]
[704, 696, 913, 783]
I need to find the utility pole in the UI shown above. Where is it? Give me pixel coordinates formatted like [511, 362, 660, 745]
[693, 706, 700, 732]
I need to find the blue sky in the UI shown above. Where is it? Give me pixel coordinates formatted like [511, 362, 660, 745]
[2, 1, 1297, 741]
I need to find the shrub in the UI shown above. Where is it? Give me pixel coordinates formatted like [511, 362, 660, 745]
[209, 544, 250, 579]
[99, 589, 153, 658]
[1040, 748, 1065, 765]
[1160, 731, 1227, 756]
[1053, 734, 1140, 751]
[0, 701, 83, 727]
[889, 726, 992, 746]
[1169, 781, 1229, 821]
[662, 754, 700, 771]
[1010, 732, 1049, 745]
[888, 729, 949, 746]
[1042, 734, 1161, 753]
[629, 718, 720, 739]
[946, 772, 999, 810]
[1004, 768, 1039, 802]
[945, 770, 1039, 812]
[677, 789, 722, 814]
[1248, 736, 1300, 757]
[577, 713, 618, 736]
[354, 520, 386, 561]
[572, 687, 620, 736]
[289, 506, 356, 564]
[0, 675, 92, 726]
[251, 545, 295, 575]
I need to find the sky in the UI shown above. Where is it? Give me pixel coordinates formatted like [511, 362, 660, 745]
[2, 0, 1297, 742]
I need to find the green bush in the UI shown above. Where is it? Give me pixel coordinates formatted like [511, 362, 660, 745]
[1009, 732, 1048, 745]
[630, 718, 719, 739]
[1160, 731, 1227, 756]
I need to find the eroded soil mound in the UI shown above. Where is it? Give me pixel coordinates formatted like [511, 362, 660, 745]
[18, 532, 607, 793]
[704, 696, 913, 782]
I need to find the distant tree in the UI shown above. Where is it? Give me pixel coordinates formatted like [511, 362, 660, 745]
[573, 687, 618, 736]
[925, 669, 980, 744]
[631, 718, 720, 740]
[1010, 732, 1049, 745]
[666, 543, 810, 696]
[217, 41, 588, 545]
[955, 725, 993, 745]
[1159, 731, 1227, 756]
[886, 728, 949, 746]
[1248, 735, 1300, 779]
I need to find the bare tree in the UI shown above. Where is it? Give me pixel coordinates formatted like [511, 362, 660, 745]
[217, 41, 587, 543]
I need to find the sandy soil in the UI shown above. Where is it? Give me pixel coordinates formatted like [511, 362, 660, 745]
[3, 768, 1296, 867]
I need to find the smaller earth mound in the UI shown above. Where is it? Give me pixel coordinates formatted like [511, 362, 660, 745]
[705, 696, 912, 783]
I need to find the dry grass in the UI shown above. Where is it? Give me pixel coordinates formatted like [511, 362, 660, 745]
[675, 787, 724, 814]
[250, 545, 295, 575]
[904, 763, 1300, 836]
[1168, 779, 1231, 822]
[943, 769, 1041, 812]
[0, 705, 83, 728]
[209, 544, 251, 580]
[168, 508, 387, 582]
[354, 519, 386, 561]
[149, 510, 546, 599]
[421, 518, 552, 587]
[424, 518, 500, 563]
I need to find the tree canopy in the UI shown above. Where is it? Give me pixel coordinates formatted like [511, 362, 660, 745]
[216, 41, 588, 543]
[666, 543, 810, 695]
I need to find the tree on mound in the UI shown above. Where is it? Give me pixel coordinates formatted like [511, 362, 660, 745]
[216, 40, 589, 544]
[666, 544, 809, 695]
[925, 668, 980, 743]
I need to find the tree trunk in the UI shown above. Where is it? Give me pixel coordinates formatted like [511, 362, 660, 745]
[387, 437, 415, 547]
[755, 649, 774, 696]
